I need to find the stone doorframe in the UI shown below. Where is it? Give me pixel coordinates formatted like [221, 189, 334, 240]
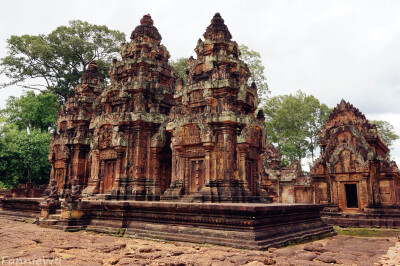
[341, 181, 361, 212]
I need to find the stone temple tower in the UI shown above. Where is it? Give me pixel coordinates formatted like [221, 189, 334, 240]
[82, 14, 180, 200]
[163, 13, 269, 202]
[49, 61, 104, 194]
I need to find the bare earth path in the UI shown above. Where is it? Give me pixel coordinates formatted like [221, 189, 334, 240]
[0, 218, 399, 266]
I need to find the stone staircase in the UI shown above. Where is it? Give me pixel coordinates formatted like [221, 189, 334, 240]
[38, 208, 89, 232]
[38, 208, 63, 229]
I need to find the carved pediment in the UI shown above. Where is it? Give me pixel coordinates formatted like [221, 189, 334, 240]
[178, 124, 201, 145]
[99, 126, 113, 150]
[329, 144, 367, 173]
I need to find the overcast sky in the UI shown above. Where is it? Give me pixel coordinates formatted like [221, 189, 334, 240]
[1, 0, 400, 163]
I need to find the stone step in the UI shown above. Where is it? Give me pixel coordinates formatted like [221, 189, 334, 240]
[38, 219, 59, 226]
[47, 214, 61, 220]
[180, 192, 204, 203]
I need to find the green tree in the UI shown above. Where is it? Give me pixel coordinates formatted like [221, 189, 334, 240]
[0, 126, 51, 188]
[1, 20, 125, 102]
[1, 91, 60, 132]
[0, 92, 59, 188]
[371, 120, 399, 150]
[239, 44, 270, 102]
[169, 57, 188, 83]
[263, 91, 331, 166]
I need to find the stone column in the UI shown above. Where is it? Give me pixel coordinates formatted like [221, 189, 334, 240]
[160, 145, 184, 201]
[176, 146, 184, 184]
[237, 143, 249, 182]
[134, 126, 142, 178]
[149, 147, 162, 199]
[132, 124, 146, 199]
[369, 161, 381, 206]
[222, 125, 235, 180]
[337, 181, 343, 210]
[184, 157, 189, 194]
[60, 160, 69, 196]
[99, 160, 106, 194]
[81, 150, 100, 197]
[203, 142, 214, 184]
[111, 147, 125, 197]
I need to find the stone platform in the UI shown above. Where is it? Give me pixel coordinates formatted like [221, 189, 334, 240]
[0, 197, 42, 221]
[0, 197, 334, 249]
[322, 207, 400, 228]
[61, 201, 332, 249]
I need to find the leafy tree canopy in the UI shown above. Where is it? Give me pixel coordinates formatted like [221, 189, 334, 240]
[0, 20, 126, 102]
[169, 57, 188, 83]
[0, 91, 59, 188]
[263, 90, 331, 166]
[0, 125, 51, 188]
[239, 44, 270, 102]
[371, 120, 400, 150]
[1, 91, 60, 132]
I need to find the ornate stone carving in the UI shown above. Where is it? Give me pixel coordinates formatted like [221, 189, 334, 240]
[80, 14, 178, 200]
[310, 99, 400, 212]
[48, 61, 103, 193]
[163, 13, 268, 203]
[49, 13, 272, 204]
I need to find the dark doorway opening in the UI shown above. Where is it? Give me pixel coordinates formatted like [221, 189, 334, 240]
[345, 184, 358, 208]
[159, 132, 172, 194]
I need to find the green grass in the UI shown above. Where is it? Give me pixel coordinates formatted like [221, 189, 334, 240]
[335, 226, 400, 237]
[280, 231, 337, 248]
[112, 228, 126, 237]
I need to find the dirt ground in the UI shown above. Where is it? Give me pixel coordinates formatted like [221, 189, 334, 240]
[0, 218, 399, 266]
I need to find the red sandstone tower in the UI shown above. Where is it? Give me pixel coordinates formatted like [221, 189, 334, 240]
[49, 61, 104, 194]
[81, 15, 180, 200]
[163, 13, 269, 202]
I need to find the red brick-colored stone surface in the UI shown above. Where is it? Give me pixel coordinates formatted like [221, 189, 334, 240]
[0, 218, 397, 265]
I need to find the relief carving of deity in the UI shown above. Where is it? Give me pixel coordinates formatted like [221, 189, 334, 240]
[99, 127, 113, 150]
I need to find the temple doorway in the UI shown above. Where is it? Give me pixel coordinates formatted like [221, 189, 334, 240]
[103, 160, 116, 193]
[345, 183, 359, 208]
[159, 132, 172, 194]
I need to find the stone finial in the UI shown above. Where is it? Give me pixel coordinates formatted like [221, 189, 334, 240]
[81, 60, 105, 85]
[140, 14, 154, 26]
[131, 14, 162, 41]
[87, 60, 99, 71]
[203, 13, 232, 41]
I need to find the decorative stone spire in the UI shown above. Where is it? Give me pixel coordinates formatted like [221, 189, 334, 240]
[81, 61, 104, 85]
[203, 12, 232, 41]
[131, 14, 162, 41]
[324, 99, 367, 128]
[87, 60, 99, 71]
[80, 14, 178, 200]
[164, 12, 267, 203]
